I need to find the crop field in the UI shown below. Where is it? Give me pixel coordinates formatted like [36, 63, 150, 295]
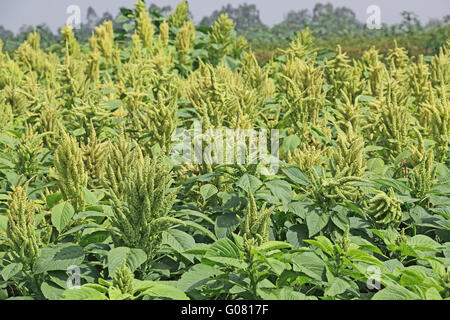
[0, 0, 449, 301]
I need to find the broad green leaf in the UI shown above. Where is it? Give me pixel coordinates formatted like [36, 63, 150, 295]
[325, 278, 351, 297]
[286, 224, 308, 249]
[63, 287, 107, 300]
[258, 287, 307, 300]
[51, 201, 75, 232]
[425, 287, 442, 300]
[265, 179, 292, 206]
[41, 281, 65, 300]
[203, 238, 245, 268]
[292, 252, 326, 281]
[200, 184, 218, 201]
[214, 213, 239, 239]
[306, 210, 330, 237]
[136, 281, 189, 300]
[282, 167, 310, 186]
[46, 192, 62, 209]
[108, 286, 132, 300]
[259, 241, 292, 252]
[1, 263, 22, 281]
[305, 236, 334, 256]
[177, 264, 222, 292]
[162, 229, 196, 253]
[107, 247, 147, 276]
[236, 174, 263, 193]
[181, 220, 217, 241]
[0, 215, 7, 233]
[34, 243, 85, 274]
[409, 235, 441, 251]
[372, 285, 420, 300]
[288, 202, 309, 219]
[282, 135, 300, 153]
[346, 249, 384, 266]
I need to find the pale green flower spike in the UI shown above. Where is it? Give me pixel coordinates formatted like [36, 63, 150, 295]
[54, 129, 88, 212]
[167, 0, 189, 28]
[7, 181, 41, 270]
[82, 121, 109, 185]
[113, 260, 134, 295]
[238, 189, 274, 250]
[365, 187, 403, 226]
[109, 154, 184, 259]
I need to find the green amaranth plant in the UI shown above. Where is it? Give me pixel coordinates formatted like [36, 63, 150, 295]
[238, 189, 274, 250]
[308, 167, 366, 210]
[113, 260, 135, 296]
[81, 121, 109, 186]
[330, 122, 366, 178]
[409, 148, 437, 207]
[13, 123, 44, 178]
[6, 180, 41, 270]
[54, 129, 88, 212]
[104, 135, 143, 200]
[109, 153, 184, 260]
[167, 0, 190, 28]
[364, 187, 403, 227]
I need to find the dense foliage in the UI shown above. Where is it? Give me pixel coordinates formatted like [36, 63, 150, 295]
[0, 0, 449, 300]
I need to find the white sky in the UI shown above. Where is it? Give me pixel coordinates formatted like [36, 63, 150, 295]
[0, 0, 449, 34]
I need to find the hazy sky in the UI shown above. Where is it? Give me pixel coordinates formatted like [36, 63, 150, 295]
[0, 0, 449, 34]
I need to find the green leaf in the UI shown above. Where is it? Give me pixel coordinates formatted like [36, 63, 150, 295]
[51, 201, 75, 232]
[181, 220, 217, 241]
[409, 235, 441, 252]
[259, 241, 292, 252]
[331, 206, 350, 231]
[265, 179, 292, 206]
[282, 167, 310, 186]
[425, 287, 442, 300]
[1, 263, 22, 281]
[286, 224, 309, 249]
[135, 281, 189, 300]
[305, 236, 334, 256]
[325, 278, 351, 297]
[72, 128, 85, 136]
[203, 238, 244, 268]
[123, 23, 134, 32]
[346, 249, 384, 266]
[108, 286, 131, 300]
[199, 184, 218, 201]
[372, 285, 420, 300]
[34, 243, 85, 274]
[178, 264, 222, 292]
[107, 247, 147, 276]
[162, 229, 196, 253]
[215, 213, 239, 239]
[258, 287, 307, 300]
[0, 215, 7, 234]
[82, 188, 98, 206]
[306, 210, 330, 237]
[288, 202, 308, 219]
[46, 192, 62, 209]
[236, 174, 263, 192]
[63, 287, 107, 300]
[292, 252, 326, 281]
[282, 135, 301, 153]
[367, 158, 385, 173]
[41, 281, 65, 300]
